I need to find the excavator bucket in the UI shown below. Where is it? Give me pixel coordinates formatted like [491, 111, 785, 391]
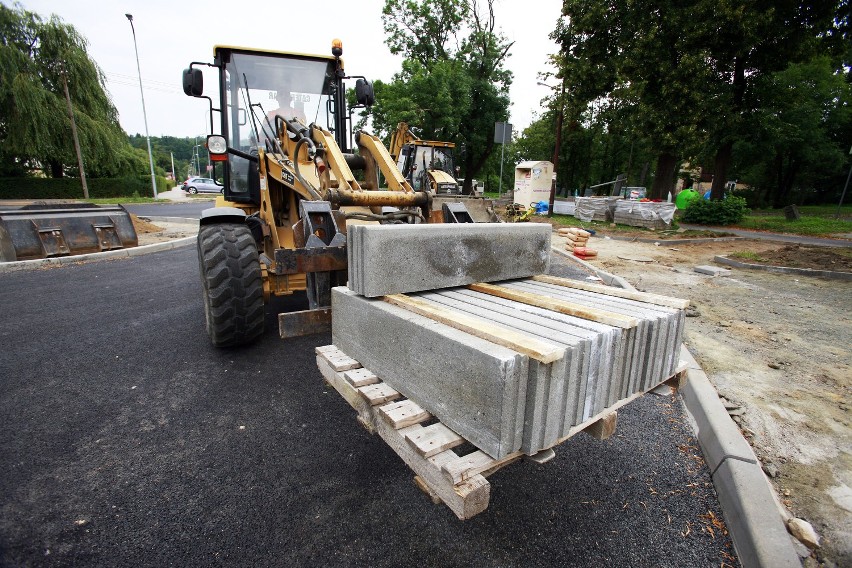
[0, 203, 138, 262]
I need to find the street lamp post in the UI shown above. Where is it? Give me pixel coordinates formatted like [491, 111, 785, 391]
[125, 14, 158, 199]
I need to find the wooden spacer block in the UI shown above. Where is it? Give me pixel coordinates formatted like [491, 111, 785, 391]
[405, 422, 464, 458]
[584, 411, 618, 440]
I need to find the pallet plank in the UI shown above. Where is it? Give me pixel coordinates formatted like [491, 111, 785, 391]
[357, 383, 401, 406]
[316, 356, 376, 434]
[442, 450, 523, 485]
[326, 353, 362, 372]
[316, 354, 490, 520]
[379, 399, 431, 429]
[343, 368, 380, 388]
[405, 422, 465, 458]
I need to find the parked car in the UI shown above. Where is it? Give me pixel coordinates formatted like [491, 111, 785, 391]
[182, 177, 223, 194]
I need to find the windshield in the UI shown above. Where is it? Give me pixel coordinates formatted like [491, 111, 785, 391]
[221, 51, 336, 196]
[224, 52, 335, 150]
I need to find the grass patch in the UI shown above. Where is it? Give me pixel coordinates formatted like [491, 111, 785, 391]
[737, 215, 852, 236]
[729, 250, 767, 262]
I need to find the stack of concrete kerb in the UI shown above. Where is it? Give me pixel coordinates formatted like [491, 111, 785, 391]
[332, 223, 688, 459]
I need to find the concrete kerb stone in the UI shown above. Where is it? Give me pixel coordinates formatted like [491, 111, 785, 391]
[607, 234, 746, 245]
[715, 255, 852, 281]
[551, 243, 801, 568]
[0, 216, 198, 273]
[714, 459, 802, 568]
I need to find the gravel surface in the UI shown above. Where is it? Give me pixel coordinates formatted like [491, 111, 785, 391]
[0, 246, 736, 567]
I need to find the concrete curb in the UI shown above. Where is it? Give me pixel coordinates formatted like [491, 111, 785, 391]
[715, 255, 852, 281]
[0, 236, 196, 273]
[550, 245, 802, 568]
[607, 235, 745, 245]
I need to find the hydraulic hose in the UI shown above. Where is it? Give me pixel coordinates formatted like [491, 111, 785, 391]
[293, 138, 322, 200]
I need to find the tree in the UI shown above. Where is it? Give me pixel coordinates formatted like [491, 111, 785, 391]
[552, 0, 848, 201]
[554, 0, 714, 199]
[698, 0, 841, 198]
[732, 57, 851, 207]
[0, 3, 129, 178]
[374, 0, 513, 192]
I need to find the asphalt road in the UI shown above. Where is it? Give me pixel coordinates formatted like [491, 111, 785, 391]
[0, 247, 737, 567]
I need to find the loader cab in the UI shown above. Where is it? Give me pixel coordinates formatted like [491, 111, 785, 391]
[183, 45, 367, 206]
[397, 142, 458, 194]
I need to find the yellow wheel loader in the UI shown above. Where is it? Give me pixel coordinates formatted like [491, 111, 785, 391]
[183, 41, 494, 347]
[388, 122, 500, 223]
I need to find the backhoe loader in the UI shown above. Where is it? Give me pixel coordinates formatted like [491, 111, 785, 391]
[389, 122, 500, 223]
[182, 41, 491, 347]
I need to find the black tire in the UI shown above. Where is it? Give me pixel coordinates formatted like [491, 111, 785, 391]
[188, 187, 198, 194]
[197, 223, 265, 347]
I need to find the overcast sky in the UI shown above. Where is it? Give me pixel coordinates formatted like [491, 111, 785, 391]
[17, 0, 564, 139]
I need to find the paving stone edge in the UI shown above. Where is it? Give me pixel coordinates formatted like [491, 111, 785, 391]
[552, 244, 802, 568]
[715, 255, 852, 281]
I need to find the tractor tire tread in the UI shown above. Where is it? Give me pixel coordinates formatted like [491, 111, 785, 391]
[197, 223, 264, 347]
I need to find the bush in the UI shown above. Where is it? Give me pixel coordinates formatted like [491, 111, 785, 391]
[681, 195, 750, 225]
[0, 175, 170, 199]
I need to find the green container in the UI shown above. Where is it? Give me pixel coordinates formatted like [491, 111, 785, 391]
[675, 189, 700, 210]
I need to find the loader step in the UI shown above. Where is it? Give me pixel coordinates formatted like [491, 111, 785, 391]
[315, 345, 688, 520]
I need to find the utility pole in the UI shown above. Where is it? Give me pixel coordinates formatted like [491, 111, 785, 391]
[170, 152, 176, 186]
[126, 14, 158, 198]
[61, 64, 88, 199]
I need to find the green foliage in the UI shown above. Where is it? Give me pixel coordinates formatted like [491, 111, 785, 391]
[0, 175, 170, 199]
[681, 196, 750, 225]
[552, 0, 848, 202]
[731, 57, 851, 207]
[0, 4, 132, 178]
[373, 0, 512, 190]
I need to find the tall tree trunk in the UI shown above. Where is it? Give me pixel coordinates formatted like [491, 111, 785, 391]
[710, 56, 745, 200]
[650, 152, 678, 200]
[464, 137, 495, 193]
[639, 161, 650, 187]
[773, 157, 800, 208]
[709, 141, 732, 199]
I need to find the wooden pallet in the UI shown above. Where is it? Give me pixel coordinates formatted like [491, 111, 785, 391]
[316, 345, 686, 519]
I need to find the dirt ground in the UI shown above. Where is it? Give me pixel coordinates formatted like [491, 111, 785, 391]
[131, 215, 195, 245]
[553, 230, 851, 566]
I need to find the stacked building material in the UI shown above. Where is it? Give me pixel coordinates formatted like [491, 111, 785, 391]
[347, 223, 551, 297]
[574, 196, 621, 222]
[612, 200, 677, 229]
[334, 223, 688, 460]
[557, 227, 598, 259]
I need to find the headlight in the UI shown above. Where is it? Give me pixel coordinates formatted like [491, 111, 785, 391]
[207, 135, 227, 155]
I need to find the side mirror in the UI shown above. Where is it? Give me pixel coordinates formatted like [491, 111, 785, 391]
[355, 78, 375, 107]
[182, 68, 203, 97]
